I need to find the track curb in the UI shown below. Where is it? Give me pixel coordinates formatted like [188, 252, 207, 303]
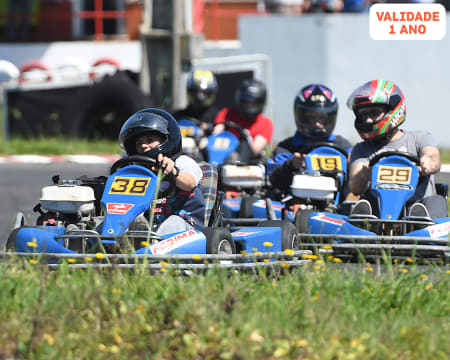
[0, 154, 121, 164]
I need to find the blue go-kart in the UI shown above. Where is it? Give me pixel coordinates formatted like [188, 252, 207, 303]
[292, 151, 450, 262]
[177, 117, 208, 162]
[205, 121, 268, 220]
[254, 142, 349, 226]
[4, 156, 300, 266]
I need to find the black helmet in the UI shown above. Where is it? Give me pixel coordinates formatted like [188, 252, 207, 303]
[119, 108, 182, 158]
[294, 83, 338, 140]
[187, 70, 218, 108]
[236, 79, 266, 119]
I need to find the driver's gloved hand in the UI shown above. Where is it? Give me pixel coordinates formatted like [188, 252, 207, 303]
[243, 129, 253, 145]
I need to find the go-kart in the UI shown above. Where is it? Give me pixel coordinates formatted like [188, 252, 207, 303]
[206, 121, 268, 220]
[177, 117, 208, 162]
[256, 142, 349, 227]
[293, 151, 450, 263]
[3, 156, 304, 269]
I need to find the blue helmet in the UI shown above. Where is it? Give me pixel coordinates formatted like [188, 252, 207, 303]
[119, 108, 182, 158]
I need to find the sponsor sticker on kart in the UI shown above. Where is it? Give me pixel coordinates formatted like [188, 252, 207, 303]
[254, 200, 284, 210]
[107, 203, 134, 214]
[311, 213, 345, 226]
[150, 230, 203, 254]
[232, 231, 262, 237]
[109, 176, 150, 195]
[427, 221, 450, 237]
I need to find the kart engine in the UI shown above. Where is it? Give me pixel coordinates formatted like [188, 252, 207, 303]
[35, 176, 105, 229]
[290, 172, 338, 202]
[221, 164, 265, 189]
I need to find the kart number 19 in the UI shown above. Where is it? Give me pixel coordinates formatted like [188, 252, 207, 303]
[109, 177, 150, 195]
[311, 156, 342, 171]
[377, 166, 411, 184]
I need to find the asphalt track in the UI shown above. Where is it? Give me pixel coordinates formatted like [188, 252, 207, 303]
[1, 162, 450, 246]
[0, 163, 112, 243]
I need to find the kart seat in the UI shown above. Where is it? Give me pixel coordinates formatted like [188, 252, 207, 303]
[199, 161, 218, 226]
[436, 183, 448, 199]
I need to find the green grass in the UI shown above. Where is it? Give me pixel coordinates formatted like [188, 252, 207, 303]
[2, 104, 450, 158]
[0, 260, 448, 359]
[0, 137, 121, 155]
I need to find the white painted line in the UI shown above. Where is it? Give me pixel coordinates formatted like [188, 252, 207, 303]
[10, 155, 54, 164]
[64, 155, 120, 164]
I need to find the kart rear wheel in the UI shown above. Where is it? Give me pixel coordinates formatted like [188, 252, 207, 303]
[257, 220, 299, 250]
[295, 209, 315, 234]
[201, 228, 236, 255]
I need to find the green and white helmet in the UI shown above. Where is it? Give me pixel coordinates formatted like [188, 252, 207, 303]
[347, 79, 406, 141]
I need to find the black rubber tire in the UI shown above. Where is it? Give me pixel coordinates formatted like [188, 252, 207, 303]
[201, 228, 236, 254]
[73, 71, 150, 140]
[294, 209, 315, 234]
[4, 227, 22, 251]
[257, 220, 298, 250]
[238, 196, 257, 218]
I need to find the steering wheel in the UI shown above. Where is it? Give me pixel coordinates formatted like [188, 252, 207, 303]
[302, 142, 348, 157]
[110, 155, 160, 174]
[110, 155, 176, 198]
[224, 121, 249, 141]
[368, 150, 420, 167]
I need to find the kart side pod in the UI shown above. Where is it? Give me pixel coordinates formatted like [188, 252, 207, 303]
[290, 174, 337, 201]
[40, 184, 95, 215]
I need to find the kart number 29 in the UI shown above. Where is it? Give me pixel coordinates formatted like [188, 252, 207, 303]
[311, 155, 342, 171]
[109, 177, 150, 195]
[377, 166, 411, 184]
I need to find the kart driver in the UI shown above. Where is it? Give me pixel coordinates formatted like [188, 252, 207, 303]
[119, 108, 206, 235]
[172, 70, 220, 134]
[347, 79, 447, 219]
[213, 78, 274, 160]
[268, 83, 352, 192]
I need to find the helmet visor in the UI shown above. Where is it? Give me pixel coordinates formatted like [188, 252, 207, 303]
[188, 88, 216, 106]
[354, 105, 389, 133]
[239, 99, 264, 118]
[295, 109, 336, 139]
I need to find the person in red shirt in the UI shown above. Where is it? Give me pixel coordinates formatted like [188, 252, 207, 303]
[213, 78, 274, 160]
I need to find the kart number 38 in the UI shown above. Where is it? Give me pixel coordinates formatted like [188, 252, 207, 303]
[109, 177, 150, 195]
[377, 166, 412, 184]
[310, 155, 342, 171]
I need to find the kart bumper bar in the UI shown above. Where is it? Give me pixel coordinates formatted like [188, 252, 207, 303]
[0, 250, 315, 270]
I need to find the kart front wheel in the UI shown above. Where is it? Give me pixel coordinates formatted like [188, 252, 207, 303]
[201, 228, 236, 255]
[257, 220, 299, 250]
[295, 209, 315, 234]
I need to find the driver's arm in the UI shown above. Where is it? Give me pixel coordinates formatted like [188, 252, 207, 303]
[212, 123, 225, 135]
[252, 135, 269, 156]
[419, 145, 441, 176]
[348, 160, 371, 195]
[158, 154, 197, 191]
